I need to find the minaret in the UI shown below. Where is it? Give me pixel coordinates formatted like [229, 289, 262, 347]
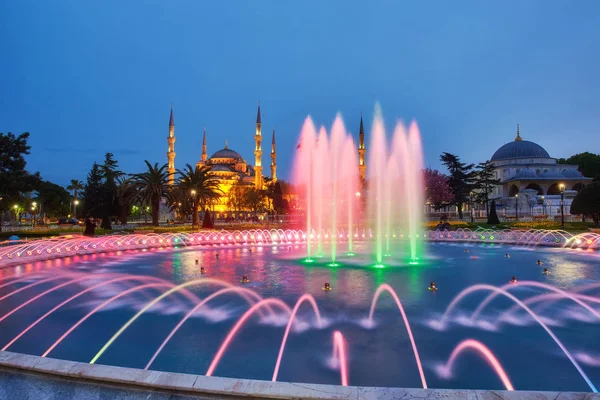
[515, 124, 522, 141]
[358, 114, 366, 184]
[270, 128, 277, 182]
[254, 102, 263, 189]
[167, 105, 176, 185]
[201, 128, 207, 162]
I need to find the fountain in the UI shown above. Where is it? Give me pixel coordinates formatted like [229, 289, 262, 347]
[293, 107, 425, 267]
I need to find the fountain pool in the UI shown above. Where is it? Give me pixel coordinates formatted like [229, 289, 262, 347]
[1, 238, 600, 392]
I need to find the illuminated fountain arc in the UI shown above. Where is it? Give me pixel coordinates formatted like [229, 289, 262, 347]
[0, 275, 65, 304]
[436, 284, 597, 392]
[42, 283, 173, 357]
[439, 339, 514, 391]
[331, 330, 349, 386]
[272, 294, 323, 382]
[1, 274, 180, 351]
[0, 275, 98, 324]
[470, 281, 600, 323]
[206, 298, 292, 377]
[90, 278, 263, 364]
[367, 283, 427, 389]
[144, 286, 267, 370]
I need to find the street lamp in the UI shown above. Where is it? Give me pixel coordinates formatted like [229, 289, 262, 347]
[541, 195, 546, 217]
[514, 193, 519, 221]
[190, 190, 197, 228]
[559, 183, 566, 229]
[74, 200, 79, 218]
[469, 191, 475, 223]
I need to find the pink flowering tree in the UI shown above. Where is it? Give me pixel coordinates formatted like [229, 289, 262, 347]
[423, 168, 453, 210]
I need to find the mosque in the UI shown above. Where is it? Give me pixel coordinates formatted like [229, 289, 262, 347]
[490, 125, 591, 217]
[165, 103, 276, 215]
[165, 103, 367, 217]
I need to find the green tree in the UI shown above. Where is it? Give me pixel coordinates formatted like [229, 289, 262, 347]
[558, 152, 600, 180]
[99, 153, 124, 229]
[83, 163, 104, 218]
[227, 180, 249, 212]
[130, 161, 170, 226]
[440, 152, 477, 219]
[474, 160, 501, 215]
[487, 199, 500, 225]
[570, 182, 600, 226]
[176, 164, 222, 228]
[34, 180, 71, 218]
[243, 188, 266, 213]
[0, 132, 41, 228]
[115, 177, 137, 225]
[66, 179, 84, 200]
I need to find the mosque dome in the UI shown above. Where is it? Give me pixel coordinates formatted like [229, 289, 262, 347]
[491, 125, 550, 161]
[208, 147, 245, 162]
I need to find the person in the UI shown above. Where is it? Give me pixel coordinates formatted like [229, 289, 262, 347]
[83, 218, 96, 237]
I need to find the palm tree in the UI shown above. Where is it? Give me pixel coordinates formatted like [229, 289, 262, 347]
[130, 161, 170, 226]
[67, 179, 84, 217]
[67, 179, 84, 199]
[116, 177, 137, 225]
[176, 164, 222, 228]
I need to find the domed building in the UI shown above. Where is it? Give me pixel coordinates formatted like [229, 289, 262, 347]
[490, 125, 591, 216]
[165, 104, 277, 216]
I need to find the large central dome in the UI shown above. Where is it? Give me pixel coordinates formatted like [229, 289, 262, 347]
[491, 127, 550, 161]
[209, 148, 244, 161]
[491, 140, 550, 161]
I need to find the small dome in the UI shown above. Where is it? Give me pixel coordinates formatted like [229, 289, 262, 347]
[209, 148, 244, 162]
[210, 165, 235, 172]
[512, 169, 537, 179]
[562, 169, 583, 178]
[491, 140, 550, 161]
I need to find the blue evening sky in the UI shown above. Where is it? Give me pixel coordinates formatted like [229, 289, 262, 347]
[1, 1, 599, 185]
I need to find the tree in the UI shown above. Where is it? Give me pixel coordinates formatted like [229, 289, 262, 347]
[83, 163, 104, 218]
[130, 161, 170, 226]
[570, 182, 600, 226]
[440, 153, 477, 218]
[227, 180, 249, 212]
[176, 164, 222, 228]
[558, 152, 600, 180]
[35, 180, 71, 218]
[474, 160, 501, 215]
[272, 181, 285, 213]
[423, 168, 453, 210]
[99, 153, 124, 229]
[487, 199, 500, 225]
[67, 179, 84, 200]
[0, 132, 41, 229]
[243, 188, 266, 213]
[115, 177, 137, 225]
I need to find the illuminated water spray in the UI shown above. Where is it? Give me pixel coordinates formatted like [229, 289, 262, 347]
[293, 106, 425, 266]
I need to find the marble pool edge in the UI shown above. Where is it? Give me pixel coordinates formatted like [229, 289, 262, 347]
[0, 351, 597, 400]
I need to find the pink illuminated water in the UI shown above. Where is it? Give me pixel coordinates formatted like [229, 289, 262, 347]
[436, 339, 514, 391]
[292, 107, 425, 264]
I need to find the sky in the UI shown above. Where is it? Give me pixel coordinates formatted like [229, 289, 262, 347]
[1, 0, 599, 186]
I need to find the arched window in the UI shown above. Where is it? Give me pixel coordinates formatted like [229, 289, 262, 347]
[547, 183, 561, 195]
[525, 183, 543, 195]
[509, 185, 519, 197]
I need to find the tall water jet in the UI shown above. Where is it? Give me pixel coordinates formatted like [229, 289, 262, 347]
[293, 114, 359, 264]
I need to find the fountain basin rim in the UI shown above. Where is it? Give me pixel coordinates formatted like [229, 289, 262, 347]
[0, 351, 595, 399]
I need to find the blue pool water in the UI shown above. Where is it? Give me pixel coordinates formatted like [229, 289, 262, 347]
[1, 242, 599, 391]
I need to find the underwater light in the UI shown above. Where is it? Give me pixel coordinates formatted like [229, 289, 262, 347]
[327, 262, 340, 267]
[373, 263, 385, 268]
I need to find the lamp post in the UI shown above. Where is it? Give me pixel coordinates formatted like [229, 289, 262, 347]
[541, 195, 546, 217]
[31, 202, 37, 226]
[559, 183, 565, 230]
[12, 204, 19, 223]
[74, 200, 79, 218]
[514, 193, 519, 221]
[190, 190, 197, 228]
[469, 191, 475, 223]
